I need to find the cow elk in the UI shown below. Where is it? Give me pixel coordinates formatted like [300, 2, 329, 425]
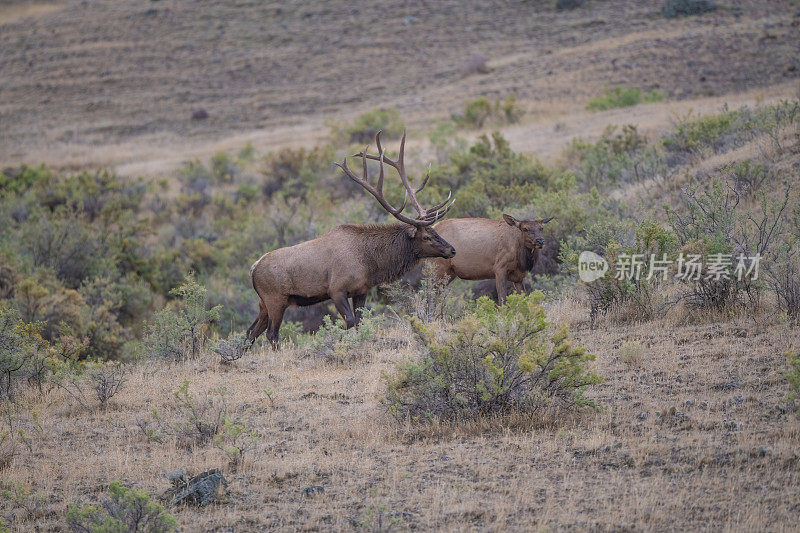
[246, 131, 456, 347]
[427, 214, 554, 303]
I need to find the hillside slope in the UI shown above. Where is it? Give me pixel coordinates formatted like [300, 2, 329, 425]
[1, 0, 798, 172]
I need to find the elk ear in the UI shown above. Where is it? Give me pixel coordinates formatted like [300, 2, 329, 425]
[539, 216, 555, 224]
[502, 214, 519, 227]
[404, 225, 418, 238]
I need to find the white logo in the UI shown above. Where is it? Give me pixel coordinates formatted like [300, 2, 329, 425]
[578, 251, 608, 282]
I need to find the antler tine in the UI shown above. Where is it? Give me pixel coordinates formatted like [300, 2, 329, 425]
[376, 148, 385, 196]
[427, 190, 452, 213]
[339, 131, 455, 227]
[415, 163, 432, 193]
[361, 144, 369, 186]
[337, 156, 422, 226]
[397, 130, 406, 174]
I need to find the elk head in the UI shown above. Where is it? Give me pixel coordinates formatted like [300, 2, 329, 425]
[337, 131, 456, 259]
[503, 214, 555, 251]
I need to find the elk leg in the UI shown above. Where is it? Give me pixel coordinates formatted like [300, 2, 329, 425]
[352, 294, 367, 326]
[332, 292, 356, 329]
[495, 271, 508, 305]
[265, 298, 287, 349]
[512, 282, 522, 294]
[247, 298, 270, 343]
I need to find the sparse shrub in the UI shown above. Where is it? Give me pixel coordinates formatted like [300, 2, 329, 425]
[726, 159, 772, 197]
[765, 199, 800, 321]
[782, 352, 800, 411]
[662, 109, 740, 159]
[167, 381, 258, 466]
[211, 332, 248, 365]
[662, 0, 716, 19]
[66, 481, 177, 533]
[144, 274, 222, 361]
[0, 307, 50, 400]
[345, 108, 404, 144]
[384, 292, 601, 422]
[428, 121, 468, 163]
[659, 103, 796, 164]
[665, 181, 790, 311]
[453, 96, 522, 128]
[237, 142, 255, 163]
[278, 321, 304, 346]
[387, 263, 470, 323]
[0, 481, 47, 524]
[210, 151, 236, 183]
[562, 219, 678, 324]
[305, 309, 384, 362]
[54, 361, 127, 410]
[618, 341, 644, 365]
[586, 87, 664, 111]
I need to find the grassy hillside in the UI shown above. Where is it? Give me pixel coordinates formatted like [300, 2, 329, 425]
[1, 0, 798, 171]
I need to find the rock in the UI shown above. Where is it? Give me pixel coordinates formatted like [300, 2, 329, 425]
[302, 485, 324, 497]
[163, 469, 228, 507]
[191, 109, 209, 121]
[166, 469, 187, 487]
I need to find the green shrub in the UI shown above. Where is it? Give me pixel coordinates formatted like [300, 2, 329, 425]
[260, 145, 334, 200]
[435, 133, 558, 217]
[304, 309, 384, 362]
[384, 292, 601, 422]
[586, 87, 664, 111]
[561, 220, 678, 324]
[452, 96, 522, 128]
[144, 274, 221, 361]
[725, 159, 772, 197]
[66, 481, 177, 533]
[662, 110, 740, 157]
[455, 97, 492, 127]
[660, 103, 797, 163]
[345, 108, 404, 144]
[0, 307, 50, 400]
[210, 151, 237, 183]
[662, 0, 716, 18]
[567, 125, 665, 189]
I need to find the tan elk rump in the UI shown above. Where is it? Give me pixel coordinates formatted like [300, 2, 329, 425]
[247, 131, 456, 346]
[427, 214, 553, 303]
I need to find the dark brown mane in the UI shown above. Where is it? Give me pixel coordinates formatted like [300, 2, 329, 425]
[339, 224, 417, 285]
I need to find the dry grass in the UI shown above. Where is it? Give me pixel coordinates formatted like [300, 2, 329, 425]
[2, 311, 799, 530]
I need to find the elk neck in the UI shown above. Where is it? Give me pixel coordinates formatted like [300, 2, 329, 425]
[342, 223, 419, 285]
[517, 235, 540, 273]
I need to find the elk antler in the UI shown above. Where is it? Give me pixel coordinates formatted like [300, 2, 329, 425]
[336, 131, 455, 227]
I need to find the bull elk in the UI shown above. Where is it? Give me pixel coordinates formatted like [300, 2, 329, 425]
[427, 214, 554, 303]
[246, 131, 456, 347]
